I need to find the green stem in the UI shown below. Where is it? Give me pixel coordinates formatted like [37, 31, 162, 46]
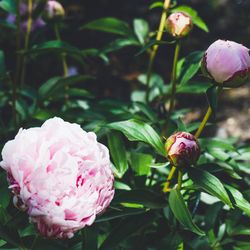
[14, 0, 21, 85]
[145, 0, 171, 103]
[165, 41, 181, 127]
[194, 106, 212, 138]
[163, 166, 176, 192]
[54, 23, 68, 77]
[177, 171, 183, 190]
[20, 0, 33, 86]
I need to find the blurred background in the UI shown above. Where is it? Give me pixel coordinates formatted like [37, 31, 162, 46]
[0, 0, 249, 141]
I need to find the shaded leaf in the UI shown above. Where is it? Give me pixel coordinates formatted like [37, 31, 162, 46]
[107, 119, 165, 156]
[113, 189, 166, 209]
[226, 185, 250, 217]
[107, 131, 128, 178]
[130, 151, 152, 176]
[188, 167, 233, 207]
[133, 19, 149, 44]
[0, 0, 16, 14]
[81, 17, 132, 37]
[169, 188, 205, 235]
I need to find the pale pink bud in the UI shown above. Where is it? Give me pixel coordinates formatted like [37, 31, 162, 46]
[166, 12, 193, 38]
[0, 117, 114, 238]
[165, 132, 200, 168]
[44, 0, 65, 21]
[202, 40, 250, 87]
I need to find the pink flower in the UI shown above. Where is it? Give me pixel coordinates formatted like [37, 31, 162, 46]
[165, 132, 200, 168]
[202, 40, 250, 87]
[166, 12, 193, 38]
[44, 1, 65, 21]
[0, 117, 114, 239]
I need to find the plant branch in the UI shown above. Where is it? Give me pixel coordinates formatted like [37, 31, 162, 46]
[145, 0, 171, 102]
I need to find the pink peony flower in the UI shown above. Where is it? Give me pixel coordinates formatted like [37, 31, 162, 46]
[165, 132, 200, 168]
[0, 117, 114, 239]
[43, 1, 65, 21]
[202, 40, 250, 87]
[166, 12, 193, 38]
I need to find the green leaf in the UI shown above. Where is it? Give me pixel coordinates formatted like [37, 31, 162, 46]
[188, 167, 233, 207]
[113, 189, 166, 209]
[38, 75, 92, 100]
[199, 138, 236, 152]
[96, 208, 146, 223]
[177, 81, 211, 94]
[102, 38, 139, 54]
[0, 0, 16, 14]
[169, 188, 205, 235]
[81, 17, 132, 37]
[172, 5, 209, 32]
[133, 19, 149, 44]
[178, 51, 204, 85]
[226, 185, 250, 217]
[27, 40, 83, 58]
[130, 151, 152, 176]
[206, 85, 219, 118]
[135, 39, 174, 56]
[0, 50, 6, 76]
[107, 119, 165, 156]
[0, 19, 16, 29]
[99, 213, 156, 250]
[149, 2, 164, 10]
[107, 131, 128, 178]
[133, 102, 157, 122]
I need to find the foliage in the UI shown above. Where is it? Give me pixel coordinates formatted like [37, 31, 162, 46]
[0, 0, 249, 249]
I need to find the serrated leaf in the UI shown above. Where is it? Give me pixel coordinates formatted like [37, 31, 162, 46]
[81, 17, 132, 37]
[107, 119, 165, 156]
[107, 131, 128, 178]
[172, 5, 209, 32]
[188, 167, 233, 207]
[169, 188, 205, 236]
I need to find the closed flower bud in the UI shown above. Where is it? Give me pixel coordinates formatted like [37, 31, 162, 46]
[166, 12, 193, 38]
[43, 0, 65, 21]
[165, 132, 200, 168]
[201, 40, 250, 87]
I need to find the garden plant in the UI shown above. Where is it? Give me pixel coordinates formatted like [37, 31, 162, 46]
[0, 0, 249, 249]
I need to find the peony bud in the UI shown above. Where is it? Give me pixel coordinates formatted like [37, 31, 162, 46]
[201, 39, 250, 87]
[165, 132, 200, 168]
[43, 0, 65, 21]
[166, 12, 193, 38]
[0, 117, 114, 239]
